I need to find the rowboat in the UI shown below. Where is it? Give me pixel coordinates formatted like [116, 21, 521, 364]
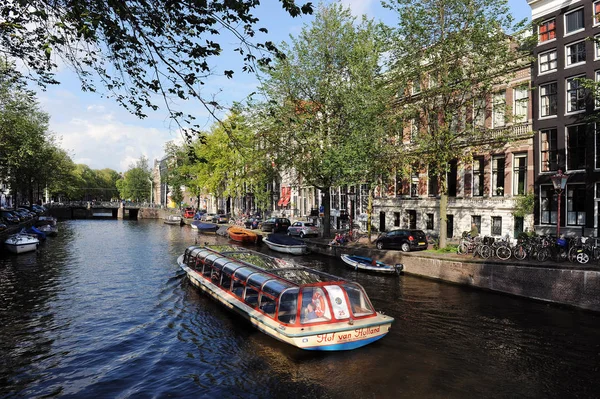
[341, 254, 403, 275]
[227, 226, 261, 244]
[179, 245, 394, 350]
[5, 233, 40, 254]
[263, 234, 308, 255]
[190, 221, 219, 234]
[164, 214, 184, 226]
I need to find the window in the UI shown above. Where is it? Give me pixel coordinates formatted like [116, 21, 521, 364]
[426, 213, 434, 230]
[539, 50, 557, 74]
[491, 217, 502, 236]
[472, 157, 484, 197]
[471, 215, 481, 235]
[540, 129, 558, 172]
[428, 167, 438, 197]
[539, 19, 556, 42]
[394, 211, 400, 227]
[596, 35, 600, 59]
[492, 91, 506, 128]
[410, 118, 419, 141]
[540, 82, 557, 117]
[567, 124, 586, 170]
[596, 71, 600, 108]
[514, 86, 529, 122]
[540, 185, 557, 224]
[567, 185, 586, 225]
[473, 98, 486, 127]
[566, 76, 586, 113]
[595, 1, 600, 25]
[596, 123, 600, 169]
[565, 8, 584, 34]
[492, 156, 505, 196]
[513, 154, 528, 195]
[566, 41, 586, 66]
[411, 167, 419, 197]
[412, 79, 421, 95]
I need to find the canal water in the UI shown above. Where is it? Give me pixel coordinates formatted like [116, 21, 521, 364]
[1, 220, 599, 398]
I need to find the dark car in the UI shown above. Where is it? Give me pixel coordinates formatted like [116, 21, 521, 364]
[0, 210, 20, 224]
[244, 217, 262, 230]
[29, 204, 47, 215]
[260, 217, 291, 233]
[374, 229, 428, 252]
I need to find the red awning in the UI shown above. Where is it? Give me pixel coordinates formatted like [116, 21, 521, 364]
[278, 186, 291, 207]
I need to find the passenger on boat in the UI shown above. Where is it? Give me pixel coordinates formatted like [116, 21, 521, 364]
[305, 303, 317, 320]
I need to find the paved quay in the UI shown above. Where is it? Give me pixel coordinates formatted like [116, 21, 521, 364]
[304, 236, 600, 313]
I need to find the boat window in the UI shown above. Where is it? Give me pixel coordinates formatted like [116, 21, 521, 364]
[213, 257, 233, 271]
[343, 283, 375, 316]
[324, 285, 350, 320]
[234, 267, 257, 281]
[301, 287, 331, 324]
[263, 280, 293, 298]
[231, 278, 244, 297]
[246, 272, 271, 289]
[220, 272, 232, 291]
[277, 288, 298, 324]
[204, 254, 220, 267]
[259, 293, 276, 317]
[244, 286, 259, 307]
[223, 261, 244, 275]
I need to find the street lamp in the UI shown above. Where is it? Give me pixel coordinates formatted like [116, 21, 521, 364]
[550, 170, 569, 237]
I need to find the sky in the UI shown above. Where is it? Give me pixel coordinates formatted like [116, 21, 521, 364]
[35, 0, 532, 173]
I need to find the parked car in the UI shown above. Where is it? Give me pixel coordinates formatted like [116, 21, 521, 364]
[287, 221, 319, 238]
[260, 217, 291, 233]
[217, 214, 229, 224]
[13, 209, 32, 220]
[29, 204, 47, 215]
[0, 210, 20, 224]
[374, 229, 428, 252]
[0, 221, 7, 231]
[202, 213, 218, 222]
[183, 207, 195, 218]
[244, 217, 262, 230]
[17, 208, 36, 219]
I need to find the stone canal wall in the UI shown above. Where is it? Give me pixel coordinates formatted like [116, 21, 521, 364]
[305, 240, 600, 312]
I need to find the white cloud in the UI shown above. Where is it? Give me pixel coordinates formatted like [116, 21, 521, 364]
[340, 0, 376, 17]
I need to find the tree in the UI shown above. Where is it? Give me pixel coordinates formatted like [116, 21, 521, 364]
[383, 0, 530, 248]
[116, 156, 152, 201]
[255, 3, 391, 237]
[0, 0, 313, 140]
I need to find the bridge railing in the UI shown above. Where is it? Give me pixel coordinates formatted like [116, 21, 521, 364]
[45, 201, 164, 209]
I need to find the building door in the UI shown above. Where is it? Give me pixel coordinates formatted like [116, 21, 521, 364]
[447, 214, 454, 238]
[514, 216, 524, 239]
[408, 210, 417, 229]
[379, 211, 386, 232]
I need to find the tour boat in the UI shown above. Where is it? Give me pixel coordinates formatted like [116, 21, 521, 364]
[227, 226, 261, 244]
[263, 234, 308, 255]
[341, 254, 403, 275]
[164, 215, 184, 226]
[190, 221, 219, 234]
[179, 245, 394, 351]
[4, 233, 40, 254]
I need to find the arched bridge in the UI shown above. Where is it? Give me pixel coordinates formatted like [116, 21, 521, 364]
[45, 201, 163, 220]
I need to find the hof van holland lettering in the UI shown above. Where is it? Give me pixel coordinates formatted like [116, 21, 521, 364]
[316, 326, 381, 343]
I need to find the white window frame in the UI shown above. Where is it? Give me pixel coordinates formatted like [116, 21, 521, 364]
[539, 18, 556, 44]
[566, 75, 586, 114]
[539, 82, 557, 118]
[595, 34, 600, 60]
[492, 91, 506, 128]
[564, 7, 585, 36]
[513, 85, 529, 122]
[595, 1, 600, 26]
[513, 153, 528, 196]
[539, 49, 557, 74]
[596, 71, 600, 109]
[565, 40, 586, 68]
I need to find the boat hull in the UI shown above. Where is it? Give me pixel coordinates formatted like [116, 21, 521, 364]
[227, 226, 260, 244]
[5, 235, 39, 254]
[263, 238, 308, 255]
[178, 256, 393, 351]
[341, 254, 403, 275]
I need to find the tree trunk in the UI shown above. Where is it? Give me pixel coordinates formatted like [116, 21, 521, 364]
[322, 188, 331, 237]
[438, 173, 448, 249]
[367, 187, 373, 243]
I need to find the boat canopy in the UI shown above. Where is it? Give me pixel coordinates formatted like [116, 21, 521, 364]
[182, 245, 376, 326]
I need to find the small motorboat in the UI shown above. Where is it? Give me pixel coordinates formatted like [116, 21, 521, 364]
[341, 254, 403, 275]
[179, 245, 394, 350]
[190, 221, 219, 234]
[5, 233, 40, 254]
[36, 216, 57, 226]
[263, 234, 308, 255]
[164, 215, 184, 226]
[25, 226, 47, 241]
[227, 226, 261, 244]
[38, 224, 58, 237]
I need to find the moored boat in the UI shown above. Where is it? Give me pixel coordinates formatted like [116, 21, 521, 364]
[164, 214, 184, 226]
[263, 234, 308, 255]
[25, 226, 46, 241]
[227, 226, 261, 244]
[38, 224, 58, 237]
[179, 245, 394, 350]
[341, 254, 403, 275]
[5, 233, 40, 254]
[36, 216, 57, 226]
[190, 221, 219, 234]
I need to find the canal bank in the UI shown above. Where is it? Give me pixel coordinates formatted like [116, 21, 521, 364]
[305, 238, 600, 312]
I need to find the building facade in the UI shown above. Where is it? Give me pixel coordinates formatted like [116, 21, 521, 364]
[529, 0, 600, 237]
